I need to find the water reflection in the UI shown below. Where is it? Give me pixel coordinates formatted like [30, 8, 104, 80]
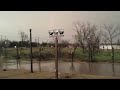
[70, 62, 75, 73]
[112, 63, 115, 76]
[1, 61, 120, 77]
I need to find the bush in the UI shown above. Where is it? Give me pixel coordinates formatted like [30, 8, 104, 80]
[32, 50, 55, 61]
[59, 49, 72, 59]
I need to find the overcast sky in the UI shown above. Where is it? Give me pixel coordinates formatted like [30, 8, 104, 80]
[0, 11, 120, 43]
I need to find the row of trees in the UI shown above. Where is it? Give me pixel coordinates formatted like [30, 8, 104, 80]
[1, 22, 120, 62]
[0, 40, 70, 48]
[73, 21, 120, 62]
[0, 31, 70, 48]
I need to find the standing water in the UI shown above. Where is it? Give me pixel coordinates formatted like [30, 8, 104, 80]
[4, 61, 120, 77]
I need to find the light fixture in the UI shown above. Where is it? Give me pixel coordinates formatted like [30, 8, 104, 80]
[14, 46, 16, 48]
[59, 29, 64, 34]
[48, 30, 54, 35]
[54, 29, 59, 35]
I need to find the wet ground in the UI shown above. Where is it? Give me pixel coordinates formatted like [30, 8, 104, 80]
[1, 60, 120, 77]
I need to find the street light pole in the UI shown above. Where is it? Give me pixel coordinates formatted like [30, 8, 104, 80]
[3, 41, 7, 71]
[15, 43, 19, 69]
[29, 28, 33, 73]
[48, 29, 64, 79]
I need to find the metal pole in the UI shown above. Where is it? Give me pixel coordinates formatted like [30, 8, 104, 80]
[55, 36, 58, 79]
[38, 37, 41, 72]
[39, 46, 41, 72]
[29, 28, 33, 73]
[4, 37, 7, 71]
[16, 43, 19, 69]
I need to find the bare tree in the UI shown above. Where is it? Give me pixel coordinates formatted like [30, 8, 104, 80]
[73, 21, 101, 62]
[58, 40, 70, 59]
[18, 31, 28, 53]
[18, 31, 28, 49]
[19, 31, 28, 42]
[60, 40, 69, 48]
[18, 31, 28, 68]
[100, 24, 120, 61]
[100, 24, 120, 76]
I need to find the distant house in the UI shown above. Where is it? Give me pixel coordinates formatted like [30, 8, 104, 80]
[99, 44, 120, 49]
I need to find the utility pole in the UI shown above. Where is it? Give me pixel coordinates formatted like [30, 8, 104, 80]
[39, 44, 41, 72]
[38, 37, 41, 72]
[55, 36, 58, 79]
[29, 28, 33, 73]
[16, 43, 19, 69]
[4, 37, 7, 57]
[3, 36, 7, 71]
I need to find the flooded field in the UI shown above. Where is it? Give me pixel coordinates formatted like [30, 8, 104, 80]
[1, 60, 120, 77]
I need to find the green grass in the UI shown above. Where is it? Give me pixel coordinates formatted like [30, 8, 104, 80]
[0, 47, 55, 60]
[74, 48, 120, 62]
[93, 50, 120, 62]
[93, 51, 112, 62]
[74, 48, 88, 61]
[1, 47, 120, 62]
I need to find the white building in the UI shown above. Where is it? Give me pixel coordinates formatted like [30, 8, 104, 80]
[99, 45, 120, 49]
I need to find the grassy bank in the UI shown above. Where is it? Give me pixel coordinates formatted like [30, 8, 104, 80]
[1, 47, 120, 62]
[75, 48, 120, 62]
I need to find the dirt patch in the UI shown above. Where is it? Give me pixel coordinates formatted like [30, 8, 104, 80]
[0, 69, 119, 79]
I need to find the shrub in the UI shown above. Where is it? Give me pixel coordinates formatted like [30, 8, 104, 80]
[32, 50, 55, 61]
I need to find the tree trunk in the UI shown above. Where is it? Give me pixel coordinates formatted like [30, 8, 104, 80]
[71, 52, 74, 62]
[112, 47, 115, 76]
[90, 50, 93, 62]
[112, 47, 114, 63]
